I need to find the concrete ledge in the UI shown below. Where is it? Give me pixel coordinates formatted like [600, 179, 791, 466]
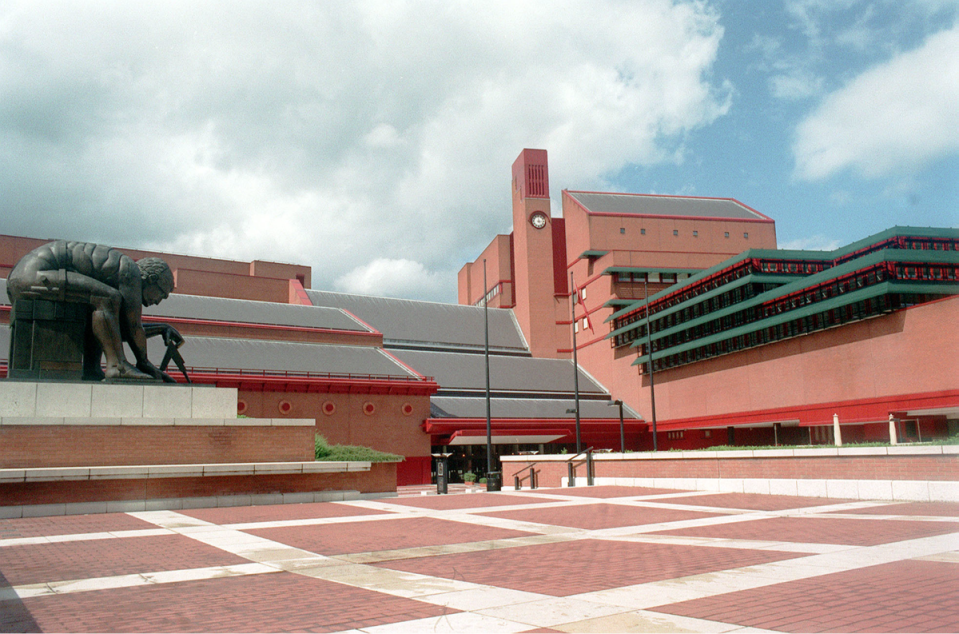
[500, 444, 953, 463]
[0, 461, 372, 483]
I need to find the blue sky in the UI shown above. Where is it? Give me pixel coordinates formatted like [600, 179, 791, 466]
[618, 0, 959, 251]
[0, 0, 956, 301]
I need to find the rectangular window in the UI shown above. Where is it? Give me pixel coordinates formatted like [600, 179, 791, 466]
[724, 232, 729, 238]
[673, 230, 679, 236]
[640, 228, 646, 235]
[693, 231, 698, 237]
[620, 227, 625, 234]
[744, 232, 749, 239]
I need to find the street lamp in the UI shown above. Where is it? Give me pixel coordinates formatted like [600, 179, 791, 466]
[608, 400, 625, 453]
[644, 278, 658, 452]
[570, 271, 582, 453]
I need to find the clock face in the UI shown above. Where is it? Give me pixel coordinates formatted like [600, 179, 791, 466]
[530, 212, 548, 229]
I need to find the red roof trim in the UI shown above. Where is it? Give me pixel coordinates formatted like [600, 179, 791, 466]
[140, 315, 380, 338]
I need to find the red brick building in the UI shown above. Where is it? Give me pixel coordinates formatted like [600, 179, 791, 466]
[460, 149, 959, 450]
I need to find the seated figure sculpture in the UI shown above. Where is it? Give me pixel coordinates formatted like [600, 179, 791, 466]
[7, 240, 183, 382]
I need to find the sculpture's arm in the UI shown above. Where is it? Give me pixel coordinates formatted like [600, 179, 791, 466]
[118, 264, 173, 383]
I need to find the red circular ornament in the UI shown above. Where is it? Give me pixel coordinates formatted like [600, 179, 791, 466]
[322, 401, 336, 416]
[236, 400, 248, 415]
[401, 403, 414, 416]
[278, 400, 293, 415]
[362, 402, 376, 416]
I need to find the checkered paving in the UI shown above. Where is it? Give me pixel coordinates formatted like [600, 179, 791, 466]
[1, 486, 956, 633]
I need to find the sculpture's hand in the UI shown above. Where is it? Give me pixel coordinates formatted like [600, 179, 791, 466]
[161, 325, 184, 348]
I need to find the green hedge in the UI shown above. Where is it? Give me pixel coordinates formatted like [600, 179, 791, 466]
[314, 435, 403, 462]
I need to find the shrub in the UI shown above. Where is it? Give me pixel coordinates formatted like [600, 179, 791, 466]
[314, 435, 402, 462]
[463, 471, 477, 482]
[478, 477, 487, 484]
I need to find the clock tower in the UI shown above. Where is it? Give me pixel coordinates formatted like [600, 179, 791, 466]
[511, 149, 566, 358]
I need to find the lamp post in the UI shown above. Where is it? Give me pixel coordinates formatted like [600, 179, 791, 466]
[644, 278, 658, 451]
[609, 400, 625, 453]
[570, 271, 582, 453]
[483, 260, 493, 484]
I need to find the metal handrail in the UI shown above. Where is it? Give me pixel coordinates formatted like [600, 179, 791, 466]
[565, 447, 595, 487]
[513, 462, 539, 490]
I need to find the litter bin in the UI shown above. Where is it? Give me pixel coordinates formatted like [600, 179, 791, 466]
[433, 453, 450, 495]
[486, 471, 502, 492]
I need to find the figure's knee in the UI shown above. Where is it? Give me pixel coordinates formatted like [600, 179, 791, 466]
[90, 289, 122, 314]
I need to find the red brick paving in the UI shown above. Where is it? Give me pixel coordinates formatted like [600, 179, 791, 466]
[650, 516, 959, 546]
[0, 535, 248, 586]
[651, 559, 959, 633]
[653, 492, 851, 511]
[246, 516, 535, 555]
[374, 539, 804, 596]
[382, 492, 555, 510]
[480, 502, 722, 530]
[0, 513, 157, 540]
[180, 501, 391, 525]
[842, 501, 959, 517]
[0, 572, 453, 633]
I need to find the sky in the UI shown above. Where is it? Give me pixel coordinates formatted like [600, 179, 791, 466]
[1, 0, 957, 303]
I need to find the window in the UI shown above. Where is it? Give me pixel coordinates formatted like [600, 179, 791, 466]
[693, 231, 698, 237]
[724, 232, 729, 238]
[744, 232, 749, 239]
[641, 228, 646, 235]
[620, 227, 625, 234]
[673, 230, 679, 236]
[581, 287, 586, 299]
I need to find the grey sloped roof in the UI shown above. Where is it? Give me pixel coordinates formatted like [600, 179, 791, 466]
[391, 349, 605, 394]
[430, 396, 641, 420]
[145, 336, 416, 377]
[306, 290, 528, 351]
[1, 278, 370, 332]
[143, 294, 371, 332]
[0, 326, 413, 378]
[566, 192, 765, 220]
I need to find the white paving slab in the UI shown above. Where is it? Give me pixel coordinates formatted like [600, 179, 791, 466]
[476, 596, 630, 627]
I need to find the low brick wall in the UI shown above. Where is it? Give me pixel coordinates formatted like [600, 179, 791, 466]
[502, 446, 959, 502]
[0, 462, 397, 517]
[0, 424, 316, 468]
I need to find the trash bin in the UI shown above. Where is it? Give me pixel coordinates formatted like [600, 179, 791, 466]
[433, 454, 449, 495]
[486, 471, 502, 492]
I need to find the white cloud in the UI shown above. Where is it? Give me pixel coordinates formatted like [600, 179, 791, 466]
[335, 258, 449, 300]
[779, 235, 842, 251]
[769, 69, 824, 100]
[793, 24, 959, 180]
[0, 0, 729, 302]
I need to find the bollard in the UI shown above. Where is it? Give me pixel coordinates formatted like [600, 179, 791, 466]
[567, 461, 576, 487]
[514, 475, 521, 490]
[586, 451, 594, 486]
[531, 469, 538, 489]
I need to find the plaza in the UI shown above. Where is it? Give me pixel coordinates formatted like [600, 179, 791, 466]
[2, 485, 958, 633]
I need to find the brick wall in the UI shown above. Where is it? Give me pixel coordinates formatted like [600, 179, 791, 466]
[0, 425, 315, 468]
[0, 463, 396, 507]
[503, 452, 959, 489]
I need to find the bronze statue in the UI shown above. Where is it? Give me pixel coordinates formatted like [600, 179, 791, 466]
[7, 240, 183, 382]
